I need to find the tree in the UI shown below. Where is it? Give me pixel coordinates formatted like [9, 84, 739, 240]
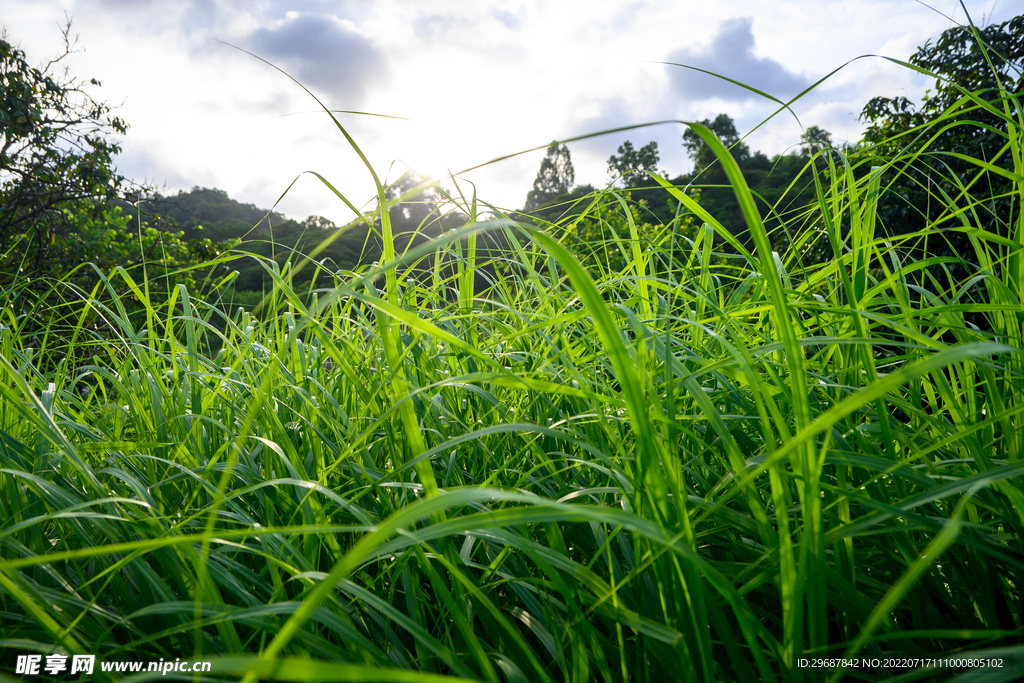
[385, 171, 442, 231]
[1, 22, 130, 283]
[0, 22, 226, 367]
[607, 140, 660, 187]
[674, 113, 828, 261]
[857, 14, 1023, 274]
[525, 143, 575, 210]
[302, 215, 337, 231]
[799, 125, 834, 157]
[683, 113, 750, 171]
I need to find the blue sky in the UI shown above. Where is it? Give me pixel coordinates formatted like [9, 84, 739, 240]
[3, 0, 1016, 223]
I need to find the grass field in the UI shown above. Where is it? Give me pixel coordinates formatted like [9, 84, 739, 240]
[1, 47, 1023, 683]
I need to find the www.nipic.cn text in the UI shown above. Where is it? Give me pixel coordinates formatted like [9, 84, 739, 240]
[14, 654, 212, 676]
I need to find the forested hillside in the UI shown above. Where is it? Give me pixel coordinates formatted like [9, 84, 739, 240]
[133, 112, 838, 299]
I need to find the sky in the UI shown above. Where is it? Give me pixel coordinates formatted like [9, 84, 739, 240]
[3, 0, 1017, 225]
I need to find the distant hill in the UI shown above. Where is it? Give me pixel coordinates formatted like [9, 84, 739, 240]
[117, 183, 490, 293]
[120, 186, 288, 243]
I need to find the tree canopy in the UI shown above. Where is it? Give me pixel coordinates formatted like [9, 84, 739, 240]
[799, 126, 835, 157]
[525, 143, 575, 210]
[683, 113, 750, 171]
[0, 23, 130, 282]
[385, 171, 445, 231]
[857, 13, 1023, 274]
[0, 22, 228, 346]
[607, 140, 660, 187]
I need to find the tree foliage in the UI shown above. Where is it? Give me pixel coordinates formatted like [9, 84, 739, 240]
[62, 202, 220, 292]
[607, 140, 660, 187]
[0, 23, 129, 282]
[857, 14, 1024, 273]
[525, 143, 575, 210]
[669, 113, 822, 258]
[567, 191, 706, 280]
[0, 23, 228, 365]
[385, 170, 445, 231]
[683, 113, 750, 171]
[132, 187, 290, 242]
[799, 125, 834, 157]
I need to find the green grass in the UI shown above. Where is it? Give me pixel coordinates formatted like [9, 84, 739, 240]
[1, 51, 1023, 683]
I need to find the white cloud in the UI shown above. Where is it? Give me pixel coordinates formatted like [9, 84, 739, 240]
[2, 0, 1015, 222]
[666, 17, 811, 102]
[244, 12, 389, 106]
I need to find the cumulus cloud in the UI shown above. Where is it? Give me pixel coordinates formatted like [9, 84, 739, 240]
[666, 17, 810, 102]
[245, 13, 388, 105]
[412, 14, 462, 41]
